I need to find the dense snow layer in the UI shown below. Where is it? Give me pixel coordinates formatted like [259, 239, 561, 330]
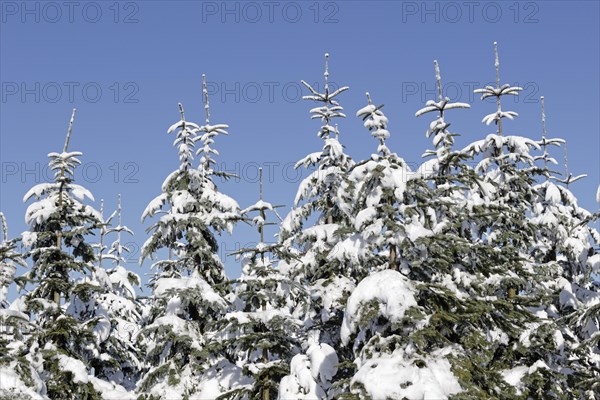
[352, 347, 462, 399]
[278, 342, 338, 400]
[341, 270, 417, 345]
[312, 275, 355, 324]
[153, 273, 225, 307]
[192, 360, 252, 400]
[56, 354, 135, 399]
[0, 363, 44, 400]
[306, 342, 338, 386]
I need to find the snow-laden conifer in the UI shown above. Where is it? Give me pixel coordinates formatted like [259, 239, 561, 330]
[338, 60, 475, 399]
[461, 46, 584, 396]
[19, 109, 136, 399]
[527, 98, 600, 397]
[338, 92, 411, 273]
[0, 213, 26, 307]
[137, 78, 240, 399]
[464, 42, 540, 300]
[207, 169, 306, 400]
[277, 53, 355, 398]
[68, 194, 142, 391]
[0, 213, 42, 400]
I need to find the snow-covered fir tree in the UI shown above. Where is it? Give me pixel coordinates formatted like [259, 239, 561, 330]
[455, 43, 584, 397]
[207, 169, 307, 400]
[338, 60, 474, 399]
[323, 92, 416, 396]
[18, 109, 137, 399]
[67, 194, 142, 392]
[137, 76, 240, 399]
[0, 212, 41, 400]
[278, 53, 355, 398]
[527, 97, 600, 397]
[0, 213, 26, 308]
[341, 92, 413, 273]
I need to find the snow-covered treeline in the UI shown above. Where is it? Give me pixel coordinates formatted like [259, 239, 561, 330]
[1, 45, 599, 400]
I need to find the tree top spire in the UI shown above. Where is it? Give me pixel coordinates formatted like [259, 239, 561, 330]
[0, 212, 7, 242]
[494, 41, 500, 88]
[259, 167, 263, 201]
[324, 53, 330, 93]
[541, 96, 546, 139]
[300, 53, 349, 140]
[473, 42, 522, 136]
[118, 193, 122, 226]
[178, 102, 185, 121]
[434, 60, 442, 101]
[63, 108, 76, 152]
[202, 73, 211, 124]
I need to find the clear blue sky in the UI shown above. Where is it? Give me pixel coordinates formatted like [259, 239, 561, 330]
[1, 1, 599, 289]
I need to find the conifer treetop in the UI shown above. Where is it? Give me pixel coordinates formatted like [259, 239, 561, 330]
[552, 140, 587, 187]
[356, 92, 392, 156]
[196, 74, 230, 176]
[94, 199, 110, 268]
[415, 60, 470, 120]
[301, 53, 349, 139]
[45, 108, 84, 187]
[534, 96, 564, 180]
[23, 110, 100, 227]
[234, 168, 283, 257]
[107, 194, 134, 267]
[415, 60, 469, 152]
[203, 73, 211, 125]
[167, 102, 199, 174]
[474, 42, 522, 135]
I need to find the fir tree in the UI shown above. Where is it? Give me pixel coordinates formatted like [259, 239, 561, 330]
[460, 43, 578, 397]
[137, 77, 240, 399]
[0, 212, 40, 399]
[212, 169, 306, 400]
[339, 60, 475, 399]
[19, 109, 116, 399]
[0, 213, 26, 307]
[466, 42, 539, 301]
[69, 194, 142, 390]
[328, 92, 416, 397]
[278, 53, 355, 398]
[342, 92, 413, 273]
[279, 54, 354, 282]
[529, 98, 600, 397]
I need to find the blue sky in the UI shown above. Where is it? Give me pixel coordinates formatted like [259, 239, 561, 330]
[1, 0, 599, 287]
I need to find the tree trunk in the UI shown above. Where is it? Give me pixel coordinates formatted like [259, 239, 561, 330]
[389, 244, 397, 271]
[262, 346, 269, 400]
